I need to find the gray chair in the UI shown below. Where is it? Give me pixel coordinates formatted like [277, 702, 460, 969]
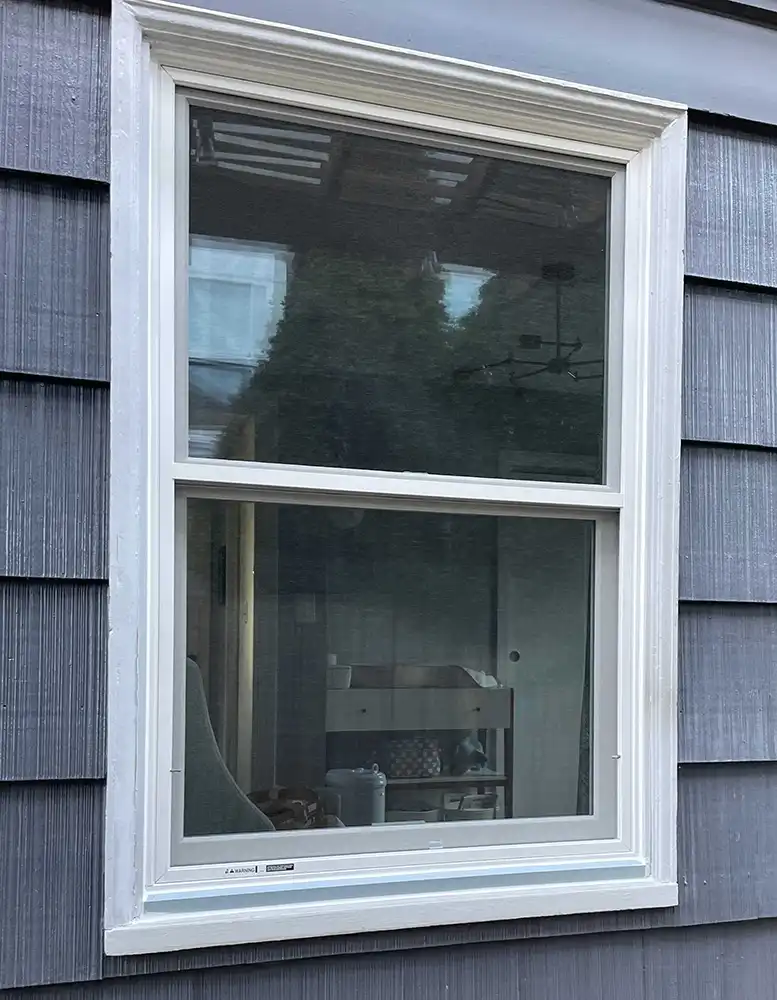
[184, 657, 275, 836]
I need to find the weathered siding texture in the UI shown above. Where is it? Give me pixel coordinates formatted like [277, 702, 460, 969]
[0, 0, 109, 990]
[12, 920, 777, 999]
[0, 175, 109, 379]
[0, 0, 109, 179]
[3, 1, 777, 997]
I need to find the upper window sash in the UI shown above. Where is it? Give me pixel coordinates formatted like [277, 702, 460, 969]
[168, 94, 626, 501]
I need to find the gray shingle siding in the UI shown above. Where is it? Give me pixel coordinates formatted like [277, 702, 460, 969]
[0, 380, 108, 580]
[0, 581, 107, 781]
[0, 0, 111, 990]
[0, 174, 109, 380]
[0, 0, 110, 181]
[683, 284, 777, 447]
[680, 446, 777, 602]
[3, 0, 777, 995]
[686, 124, 777, 286]
[679, 603, 777, 762]
[0, 781, 104, 990]
[14, 920, 777, 999]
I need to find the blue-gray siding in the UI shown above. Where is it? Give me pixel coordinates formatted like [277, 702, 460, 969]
[679, 604, 777, 762]
[0, 174, 109, 380]
[683, 284, 777, 447]
[680, 446, 777, 602]
[686, 124, 777, 286]
[0, 0, 109, 180]
[0, 581, 107, 781]
[0, 781, 104, 990]
[13, 920, 777, 1000]
[0, 381, 108, 580]
[2, 0, 777, 995]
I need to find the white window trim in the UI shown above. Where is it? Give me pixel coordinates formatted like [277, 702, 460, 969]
[107, 0, 687, 956]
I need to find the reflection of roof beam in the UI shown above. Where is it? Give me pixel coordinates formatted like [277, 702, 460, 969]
[218, 162, 322, 184]
[427, 169, 468, 183]
[213, 121, 332, 144]
[425, 149, 474, 165]
[215, 152, 323, 170]
[213, 132, 330, 160]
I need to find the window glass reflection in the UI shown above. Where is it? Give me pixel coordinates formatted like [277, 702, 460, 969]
[188, 108, 610, 481]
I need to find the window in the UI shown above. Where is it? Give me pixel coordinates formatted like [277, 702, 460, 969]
[188, 236, 291, 457]
[107, 0, 686, 955]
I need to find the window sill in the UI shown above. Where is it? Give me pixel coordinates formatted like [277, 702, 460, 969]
[104, 875, 677, 955]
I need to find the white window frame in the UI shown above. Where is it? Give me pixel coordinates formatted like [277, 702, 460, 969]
[107, 0, 687, 956]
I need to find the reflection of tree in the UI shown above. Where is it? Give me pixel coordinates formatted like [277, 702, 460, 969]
[225, 250, 457, 471]
[221, 250, 602, 479]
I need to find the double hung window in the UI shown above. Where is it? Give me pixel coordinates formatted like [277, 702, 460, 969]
[106, 1, 686, 954]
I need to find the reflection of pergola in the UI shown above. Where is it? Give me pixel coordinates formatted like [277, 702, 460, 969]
[187, 106, 609, 456]
[189, 105, 609, 280]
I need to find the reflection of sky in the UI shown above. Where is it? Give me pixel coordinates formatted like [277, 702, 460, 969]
[441, 265, 493, 320]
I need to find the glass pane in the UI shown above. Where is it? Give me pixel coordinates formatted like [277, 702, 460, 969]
[187, 106, 610, 482]
[183, 499, 595, 838]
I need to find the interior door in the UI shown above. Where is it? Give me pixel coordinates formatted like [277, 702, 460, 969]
[497, 516, 592, 818]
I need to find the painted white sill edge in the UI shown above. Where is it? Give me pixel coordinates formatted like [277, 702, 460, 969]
[105, 877, 678, 955]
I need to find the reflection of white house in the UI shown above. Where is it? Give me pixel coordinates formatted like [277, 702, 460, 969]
[188, 236, 291, 455]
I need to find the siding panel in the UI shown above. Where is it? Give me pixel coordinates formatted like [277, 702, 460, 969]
[0, 0, 109, 181]
[683, 284, 777, 446]
[679, 603, 777, 763]
[641, 920, 777, 1000]
[0, 381, 108, 580]
[0, 781, 103, 990]
[520, 921, 777, 1000]
[687, 125, 777, 286]
[679, 446, 777, 602]
[24, 921, 777, 999]
[671, 763, 777, 925]
[0, 175, 109, 380]
[0, 581, 107, 781]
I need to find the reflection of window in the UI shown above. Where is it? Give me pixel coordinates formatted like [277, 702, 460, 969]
[188, 237, 291, 455]
[107, 17, 686, 956]
[188, 236, 290, 368]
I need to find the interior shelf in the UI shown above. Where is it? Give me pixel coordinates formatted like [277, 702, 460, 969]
[325, 685, 515, 817]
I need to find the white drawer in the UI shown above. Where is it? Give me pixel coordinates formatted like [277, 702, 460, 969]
[326, 687, 512, 732]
